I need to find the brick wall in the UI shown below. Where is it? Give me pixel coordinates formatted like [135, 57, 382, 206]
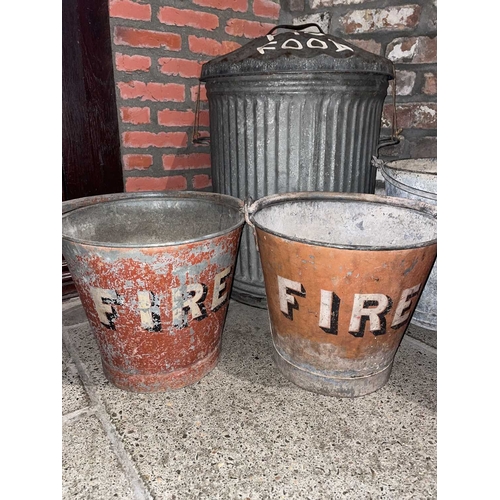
[109, 0, 280, 192]
[108, 0, 435, 193]
[280, 0, 437, 161]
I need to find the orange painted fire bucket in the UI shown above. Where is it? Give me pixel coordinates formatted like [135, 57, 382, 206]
[62, 191, 244, 393]
[246, 192, 437, 397]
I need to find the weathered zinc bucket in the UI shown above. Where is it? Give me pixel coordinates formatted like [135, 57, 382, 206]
[62, 191, 245, 393]
[378, 158, 437, 331]
[199, 23, 397, 308]
[246, 192, 437, 397]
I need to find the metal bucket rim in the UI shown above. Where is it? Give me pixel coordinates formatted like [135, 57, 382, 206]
[380, 160, 437, 201]
[62, 191, 245, 248]
[62, 191, 166, 215]
[247, 191, 437, 251]
[383, 158, 437, 176]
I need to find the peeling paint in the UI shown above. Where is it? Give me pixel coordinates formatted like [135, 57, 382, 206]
[62, 192, 245, 393]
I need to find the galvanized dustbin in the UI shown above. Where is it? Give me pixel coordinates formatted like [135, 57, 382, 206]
[199, 23, 396, 308]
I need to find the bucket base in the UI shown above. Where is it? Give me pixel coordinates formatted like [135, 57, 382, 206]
[273, 348, 394, 398]
[101, 346, 220, 393]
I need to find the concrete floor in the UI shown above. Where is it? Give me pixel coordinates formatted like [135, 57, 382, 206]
[62, 296, 437, 500]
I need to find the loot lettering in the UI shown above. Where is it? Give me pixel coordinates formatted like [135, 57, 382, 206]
[89, 266, 232, 332]
[257, 33, 354, 55]
[277, 275, 420, 337]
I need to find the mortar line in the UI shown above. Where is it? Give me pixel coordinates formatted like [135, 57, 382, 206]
[62, 329, 155, 500]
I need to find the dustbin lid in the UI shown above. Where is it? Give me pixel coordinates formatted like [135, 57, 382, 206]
[200, 23, 394, 81]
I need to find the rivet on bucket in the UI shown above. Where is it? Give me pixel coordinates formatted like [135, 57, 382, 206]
[62, 192, 245, 393]
[247, 192, 437, 398]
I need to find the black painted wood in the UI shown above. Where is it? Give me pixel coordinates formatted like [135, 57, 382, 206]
[62, 0, 123, 200]
[62, 0, 123, 298]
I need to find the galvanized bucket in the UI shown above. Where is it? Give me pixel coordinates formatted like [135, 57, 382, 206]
[379, 158, 437, 331]
[62, 191, 245, 393]
[200, 23, 397, 309]
[246, 192, 437, 397]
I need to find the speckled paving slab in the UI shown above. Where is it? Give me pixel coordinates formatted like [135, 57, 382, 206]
[62, 298, 436, 500]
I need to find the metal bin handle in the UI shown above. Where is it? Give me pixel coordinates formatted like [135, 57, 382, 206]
[266, 23, 326, 36]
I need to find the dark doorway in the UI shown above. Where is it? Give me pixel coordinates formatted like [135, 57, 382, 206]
[62, 0, 124, 298]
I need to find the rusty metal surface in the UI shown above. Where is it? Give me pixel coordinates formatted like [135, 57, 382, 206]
[379, 158, 437, 330]
[248, 192, 437, 397]
[62, 192, 244, 393]
[201, 24, 394, 308]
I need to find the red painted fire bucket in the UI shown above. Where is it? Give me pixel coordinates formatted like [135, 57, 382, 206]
[246, 192, 437, 397]
[62, 191, 244, 393]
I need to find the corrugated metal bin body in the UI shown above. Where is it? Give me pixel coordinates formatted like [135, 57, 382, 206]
[201, 25, 394, 308]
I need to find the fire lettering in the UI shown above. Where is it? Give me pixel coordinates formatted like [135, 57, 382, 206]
[90, 287, 123, 330]
[172, 283, 208, 329]
[348, 294, 393, 337]
[277, 275, 305, 320]
[391, 284, 421, 329]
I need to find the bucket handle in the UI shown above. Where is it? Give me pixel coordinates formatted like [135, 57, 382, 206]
[375, 68, 400, 155]
[193, 79, 210, 145]
[266, 23, 325, 36]
[244, 197, 260, 252]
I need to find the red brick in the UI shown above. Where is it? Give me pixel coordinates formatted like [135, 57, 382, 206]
[162, 153, 211, 170]
[342, 5, 421, 34]
[225, 18, 275, 38]
[382, 103, 437, 129]
[409, 136, 437, 158]
[190, 84, 207, 102]
[123, 154, 153, 170]
[114, 26, 181, 50]
[192, 174, 212, 190]
[253, 0, 280, 19]
[126, 176, 188, 192]
[158, 58, 204, 78]
[394, 70, 416, 96]
[188, 35, 241, 56]
[115, 53, 151, 72]
[159, 109, 194, 127]
[423, 72, 437, 96]
[386, 36, 436, 64]
[197, 110, 210, 127]
[158, 6, 219, 31]
[123, 131, 188, 148]
[193, 0, 247, 12]
[158, 109, 209, 127]
[120, 106, 150, 124]
[348, 38, 382, 56]
[117, 81, 185, 102]
[109, 0, 151, 21]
